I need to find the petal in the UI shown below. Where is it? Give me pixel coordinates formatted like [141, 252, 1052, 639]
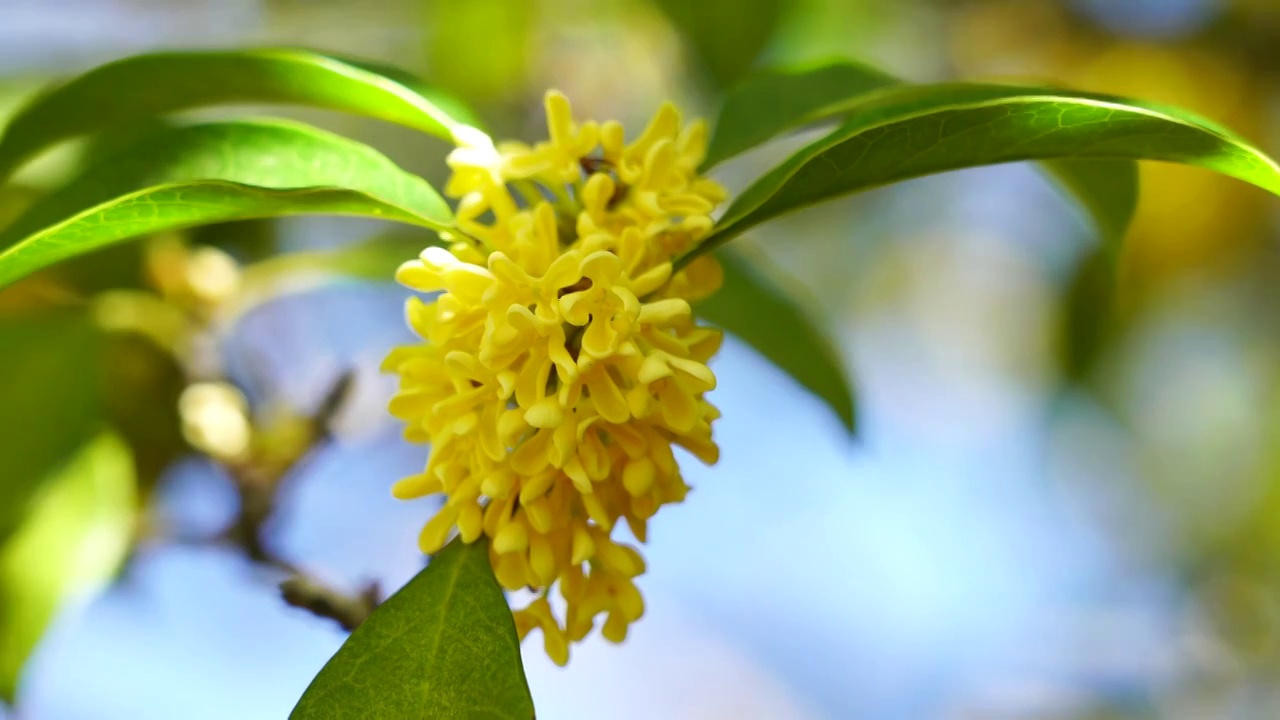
[493, 515, 530, 554]
[585, 368, 630, 423]
[417, 506, 457, 554]
[638, 298, 690, 326]
[622, 457, 656, 496]
[529, 533, 557, 586]
[525, 396, 565, 428]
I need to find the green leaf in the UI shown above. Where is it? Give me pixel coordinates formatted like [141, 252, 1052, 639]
[703, 61, 899, 169]
[0, 119, 454, 290]
[701, 63, 1140, 286]
[0, 312, 102, 542]
[1040, 159, 1138, 381]
[702, 65, 1142, 390]
[1038, 158, 1138, 249]
[0, 48, 482, 180]
[696, 248, 855, 433]
[1, 433, 136, 704]
[291, 537, 534, 720]
[653, 0, 784, 89]
[691, 82, 1280, 265]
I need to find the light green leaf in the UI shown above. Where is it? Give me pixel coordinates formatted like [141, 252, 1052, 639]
[1, 433, 136, 704]
[0, 312, 101, 542]
[0, 48, 482, 180]
[653, 0, 784, 89]
[689, 82, 1280, 265]
[292, 537, 534, 720]
[696, 249, 855, 433]
[703, 61, 899, 169]
[0, 120, 454, 290]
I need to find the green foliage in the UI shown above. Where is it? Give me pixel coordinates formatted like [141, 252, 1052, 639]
[0, 312, 102, 541]
[703, 63, 1141, 247]
[695, 249, 856, 432]
[692, 83, 1280, 263]
[0, 120, 453, 289]
[0, 48, 477, 180]
[1040, 159, 1138, 381]
[703, 61, 899, 169]
[654, 0, 784, 89]
[1039, 159, 1139, 248]
[1, 44, 1279, 719]
[700, 62, 1143, 415]
[0, 433, 136, 703]
[291, 537, 534, 720]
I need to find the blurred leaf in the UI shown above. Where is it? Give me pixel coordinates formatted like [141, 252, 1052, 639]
[1059, 248, 1117, 382]
[696, 248, 856, 433]
[292, 537, 534, 719]
[0, 48, 482, 180]
[1041, 159, 1139, 381]
[240, 232, 428, 286]
[0, 119, 454, 290]
[654, 0, 784, 89]
[0, 312, 101, 541]
[100, 330, 188, 486]
[424, 0, 534, 107]
[224, 232, 434, 324]
[1039, 159, 1139, 249]
[0, 432, 136, 704]
[691, 83, 1280, 264]
[703, 61, 899, 169]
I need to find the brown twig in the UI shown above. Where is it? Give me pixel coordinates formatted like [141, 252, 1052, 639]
[214, 371, 383, 631]
[280, 576, 382, 632]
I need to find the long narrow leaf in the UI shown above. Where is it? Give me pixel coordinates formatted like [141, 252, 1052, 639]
[0, 48, 480, 180]
[689, 83, 1280, 265]
[0, 120, 453, 289]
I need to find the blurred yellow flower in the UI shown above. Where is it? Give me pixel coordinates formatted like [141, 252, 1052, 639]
[385, 91, 726, 664]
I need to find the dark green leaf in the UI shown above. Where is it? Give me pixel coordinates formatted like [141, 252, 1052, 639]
[1041, 159, 1138, 382]
[0, 312, 101, 541]
[696, 249, 855, 433]
[689, 82, 1280, 265]
[292, 537, 534, 720]
[654, 0, 784, 89]
[1, 433, 136, 703]
[703, 61, 899, 169]
[0, 48, 481, 180]
[701, 63, 1140, 268]
[0, 120, 454, 289]
[703, 66, 1142, 389]
[1039, 158, 1138, 249]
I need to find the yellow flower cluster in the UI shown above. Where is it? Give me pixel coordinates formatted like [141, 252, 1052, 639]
[384, 92, 726, 664]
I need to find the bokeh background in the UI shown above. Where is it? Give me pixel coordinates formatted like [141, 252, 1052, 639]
[3, 0, 1280, 717]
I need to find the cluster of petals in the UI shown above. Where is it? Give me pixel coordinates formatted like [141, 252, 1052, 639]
[384, 91, 726, 664]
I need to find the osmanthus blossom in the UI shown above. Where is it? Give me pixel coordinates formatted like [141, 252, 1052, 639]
[383, 92, 726, 665]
